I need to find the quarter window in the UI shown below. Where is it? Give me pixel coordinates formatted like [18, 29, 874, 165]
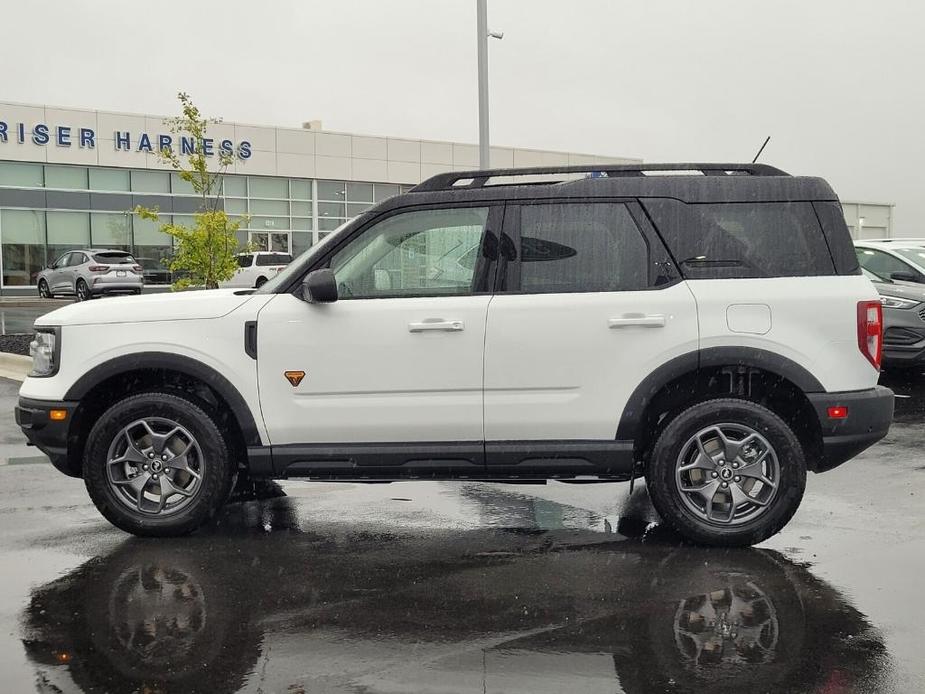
[330, 207, 490, 299]
[516, 203, 649, 293]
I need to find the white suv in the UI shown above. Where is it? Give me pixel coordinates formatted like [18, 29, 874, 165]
[220, 251, 292, 289]
[15, 164, 894, 546]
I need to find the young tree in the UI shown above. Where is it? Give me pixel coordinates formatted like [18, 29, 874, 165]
[135, 92, 247, 290]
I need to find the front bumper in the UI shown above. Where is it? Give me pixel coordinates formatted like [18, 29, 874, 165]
[807, 386, 894, 473]
[15, 397, 81, 477]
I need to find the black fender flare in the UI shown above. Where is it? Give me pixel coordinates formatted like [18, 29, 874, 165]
[615, 347, 824, 441]
[64, 352, 262, 446]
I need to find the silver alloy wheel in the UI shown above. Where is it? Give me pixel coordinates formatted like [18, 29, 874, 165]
[675, 424, 780, 526]
[76, 280, 90, 301]
[106, 417, 204, 516]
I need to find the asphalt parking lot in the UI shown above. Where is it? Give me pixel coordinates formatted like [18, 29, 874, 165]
[0, 372, 922, 693]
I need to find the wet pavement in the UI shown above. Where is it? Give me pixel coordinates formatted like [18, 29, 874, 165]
[0, 373, 923, 693]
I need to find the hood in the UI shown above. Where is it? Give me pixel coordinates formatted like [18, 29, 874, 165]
[35, 289, 255, 327]
[872, 280, 925, 303]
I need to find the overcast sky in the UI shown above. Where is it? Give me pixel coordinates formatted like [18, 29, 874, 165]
[3, 0, 923, 232]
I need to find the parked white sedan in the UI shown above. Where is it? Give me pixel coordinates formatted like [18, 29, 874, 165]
[220, 252, 292, 289]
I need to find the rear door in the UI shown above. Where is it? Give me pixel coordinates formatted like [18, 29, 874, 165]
[483, 200, 698, 475]
[47, 253, 73, 292]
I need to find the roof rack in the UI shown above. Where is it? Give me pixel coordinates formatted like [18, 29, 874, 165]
[412, 163, 789, 192]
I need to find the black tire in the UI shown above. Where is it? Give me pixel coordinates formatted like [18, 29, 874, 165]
[75, 279, 91, 302]
[83, 391, 235, 537]
[254, 276, 267, 288]
[37, 279, 52, 298]
[645, 398, 806, 547]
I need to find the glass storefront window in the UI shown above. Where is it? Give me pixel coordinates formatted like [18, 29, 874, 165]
[224, 198, 247, 215]
[250, 199, 289, 216]
[248, 176, 287, 199]
[90, 212, 131, 249]
[346, 182, 373, 202]
[134, 245, 173, 284]
[1, 209, 46, 285]
[318, 180, 346, 200]
[171, 173, 196, 195]
[45, 166, 89, 190]
[89, 168, 130, 192]
[373, 183, 400, 202]
[173, 214, 195, 228]
[292, 217, 312, 231]
[131, 170, 170, 194]
[347, 202, 372, 217]
[46, 211, 90, 266]
[0, 162, 43, 188]
[290, 179, 312, 200]
[319, 217, 345, 231]
[247, 216, 288, 230]
[318, 202, 345, 218]
[291, 201, 312, 217]
[292, 231, 313, 258]
[132, 213, 170, 245]
[223, 175, 247, 197]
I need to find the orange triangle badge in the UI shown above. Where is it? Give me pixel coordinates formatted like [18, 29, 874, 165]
[284, 370, 305, 387]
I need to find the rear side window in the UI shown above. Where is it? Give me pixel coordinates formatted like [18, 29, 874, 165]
[237, 254, 253, 268]
[516, 202, 649, 293]
[813, 201, 860, 274]
[92, 252, 134, 264]
[256, 253, 292, 266]
[642, 199, 836, 278]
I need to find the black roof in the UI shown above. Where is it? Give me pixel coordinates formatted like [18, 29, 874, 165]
[390, 163, 838, 208]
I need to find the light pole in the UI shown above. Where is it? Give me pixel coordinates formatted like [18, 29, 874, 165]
[476, 0, 502, 169]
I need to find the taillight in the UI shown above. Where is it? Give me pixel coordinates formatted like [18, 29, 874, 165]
[132, 265, 143, 272]
[88, 265, 109, 272]
[857, 300, 883, 370]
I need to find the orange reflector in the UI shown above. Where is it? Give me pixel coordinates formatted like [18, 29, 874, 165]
[827, 406, 848, 419]
[49, 409, 68, 421]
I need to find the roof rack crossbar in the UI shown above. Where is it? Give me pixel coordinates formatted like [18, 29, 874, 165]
[411, 163, 789, 192]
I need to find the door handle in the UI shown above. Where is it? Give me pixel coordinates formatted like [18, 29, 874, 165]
[408, 319, 465, 332]
[608, 314, 666, 329]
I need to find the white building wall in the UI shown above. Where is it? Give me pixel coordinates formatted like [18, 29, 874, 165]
[0, 100, 640, 183]
[841, 201, 894, 240]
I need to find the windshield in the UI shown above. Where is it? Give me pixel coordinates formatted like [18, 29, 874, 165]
[255, 217, 367, 294]
[862, 267, 890, 283]
[893, 248, 925, 269]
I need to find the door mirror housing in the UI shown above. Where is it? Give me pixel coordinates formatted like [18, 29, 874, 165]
[890, 271, 919, 283]
[301, 269, 338, 303]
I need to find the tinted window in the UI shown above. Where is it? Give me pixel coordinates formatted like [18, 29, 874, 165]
[256, 253, 292, 266]
[92, 252, 135, 264]
[237, 254, 253, 268]
[62, 252, 81, 267]
[331, 207, 489, 299]
[813, 201, 860, 274]
[517, 203, 648, 293]
[856, 248, 923, 280]
[642, 200, 836, 278]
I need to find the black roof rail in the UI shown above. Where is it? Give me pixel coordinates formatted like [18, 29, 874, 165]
[411, 162, 790, 192]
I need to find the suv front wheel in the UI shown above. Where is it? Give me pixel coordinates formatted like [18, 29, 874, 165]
[83, 392, 235, 536]
[646, 398, 806, 547]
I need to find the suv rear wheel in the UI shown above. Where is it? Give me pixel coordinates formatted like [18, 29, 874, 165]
[646, 398, 806, 547]
[83, 392, 234, 536]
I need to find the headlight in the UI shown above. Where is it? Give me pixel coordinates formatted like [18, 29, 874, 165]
[879, 295, 919, 310]
[29, 327, 59, 377]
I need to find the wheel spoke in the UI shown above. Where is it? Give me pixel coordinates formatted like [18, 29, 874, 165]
[679, 449, 716, 473]
[159, 474, 193, 499]
[702, 480, 720, 520]
[111, 430, 149, 466]
[113, 474, 149, 511]
[166, 443, 201, 480]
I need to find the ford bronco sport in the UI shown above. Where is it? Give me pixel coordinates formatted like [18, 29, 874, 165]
[16, 163, 894, 546]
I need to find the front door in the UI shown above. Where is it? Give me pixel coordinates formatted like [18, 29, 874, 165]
[48, 252, 77, 293]
[256, 204, 500, 474]
[483, 200, 698, 474]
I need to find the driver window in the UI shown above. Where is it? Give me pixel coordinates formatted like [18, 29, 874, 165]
[329, 207, 489, 299]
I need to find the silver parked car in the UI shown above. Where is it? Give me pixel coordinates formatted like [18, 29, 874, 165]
[37, 249, 144, 301]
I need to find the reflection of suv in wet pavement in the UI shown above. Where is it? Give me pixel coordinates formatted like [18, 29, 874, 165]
[16, 163, 894, 546]
[19, 497, 891, 694]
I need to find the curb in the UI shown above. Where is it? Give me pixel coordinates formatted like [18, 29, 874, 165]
[0, 352, 31, 382]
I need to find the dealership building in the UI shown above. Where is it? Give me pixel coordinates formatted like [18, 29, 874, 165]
[0, 100, 641, 293]
[0, 99, 893, 293]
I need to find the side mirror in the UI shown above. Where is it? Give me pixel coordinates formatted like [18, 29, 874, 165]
[890, 271, 919, 283]
[301, 269, 338, 303]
